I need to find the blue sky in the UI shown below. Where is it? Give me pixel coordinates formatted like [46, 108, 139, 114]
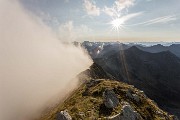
[20, 0, 180, 42]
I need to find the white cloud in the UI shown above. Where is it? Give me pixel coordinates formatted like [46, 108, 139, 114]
[58, 21, 92, 42]
[109, 12, 143, 31]
[103, 0, 135, 17]
[115, 0, 135, 12]
[102, 0, 142, 31]
[128, 15, 177, 26]
[121, 12, 143, 22]
[144, 15, 177, 25]
[0, 0, 92, 120]
[83, 0, 100, 16]
[103, 6, 116, 17]
[39, 12, 60, 26]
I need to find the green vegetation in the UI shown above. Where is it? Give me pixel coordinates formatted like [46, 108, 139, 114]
[39, 79, 175, 120]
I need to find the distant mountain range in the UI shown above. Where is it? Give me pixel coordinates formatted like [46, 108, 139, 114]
[136, 44, 180, 58]
[82, 41, 180, 58]
[82, 42, 180, 118]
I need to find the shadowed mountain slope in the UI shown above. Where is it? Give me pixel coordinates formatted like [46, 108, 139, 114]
[136, 44, 180, 58]
[39, 62, 178, 120]
[94, 46, 180, 118]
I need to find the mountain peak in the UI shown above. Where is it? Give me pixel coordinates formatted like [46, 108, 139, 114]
[128, 46, 140, 50]
[125, 46, 146, 54]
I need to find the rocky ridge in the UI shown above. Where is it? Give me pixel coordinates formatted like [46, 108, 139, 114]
[40, 79, 177, 120]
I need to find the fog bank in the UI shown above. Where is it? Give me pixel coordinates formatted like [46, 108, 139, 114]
[0, 0, 92, 120]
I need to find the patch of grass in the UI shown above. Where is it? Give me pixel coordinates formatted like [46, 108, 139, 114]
[39, 79, 175, 120]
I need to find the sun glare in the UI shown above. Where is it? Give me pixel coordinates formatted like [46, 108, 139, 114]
[110, 18, 125, 31]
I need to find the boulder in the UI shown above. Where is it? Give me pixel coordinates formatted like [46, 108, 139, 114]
[103, 89, 119, 108]
[56, 110, 72, 120]
[126, 89, 140, 102]
[108, 103, 143, 120]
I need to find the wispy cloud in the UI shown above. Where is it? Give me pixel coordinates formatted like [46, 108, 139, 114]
[58, 21, 92, 42]
[83, 0, 100, 16]
[103, 6, 115, 17]
[127, 15, 177, 26]
[114, 0, 135, 12]
[109, 12, 143, 31]
[111, 12, 143, 25]
[103, 0, 135, 17]
[122, 12, 143, 22]
[103, 0, 141, 31]
[144, 15, 177, 25]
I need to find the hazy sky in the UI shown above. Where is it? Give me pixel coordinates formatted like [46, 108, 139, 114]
[20, 0, 180, 42]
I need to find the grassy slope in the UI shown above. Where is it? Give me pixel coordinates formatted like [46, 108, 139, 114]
[39, 79, 174, 120]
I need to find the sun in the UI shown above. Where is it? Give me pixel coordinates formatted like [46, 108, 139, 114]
[110, 18, 125, 31]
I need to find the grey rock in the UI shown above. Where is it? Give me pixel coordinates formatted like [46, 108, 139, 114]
[174, 116, 179, 120]
[83, 79, 102, 96]
[126, 90, 133, 99]
[109, 104, 143, 120]
[132, 94, 140, 102]
[86, 79, 102, 88]
[103, 89, 119, 108]
[126, 90, 140, 102]
[56, 110, 72, 120]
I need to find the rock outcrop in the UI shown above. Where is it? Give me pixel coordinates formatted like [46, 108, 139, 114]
[109, 103, 143, 120]
[56, 110, 72, 120]
[40, 79, 177, 120]
[103, 89, 119, 108]
[126, 89, 140, 103]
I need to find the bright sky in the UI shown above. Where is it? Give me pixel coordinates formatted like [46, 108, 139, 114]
[21, 0, 180, 42]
